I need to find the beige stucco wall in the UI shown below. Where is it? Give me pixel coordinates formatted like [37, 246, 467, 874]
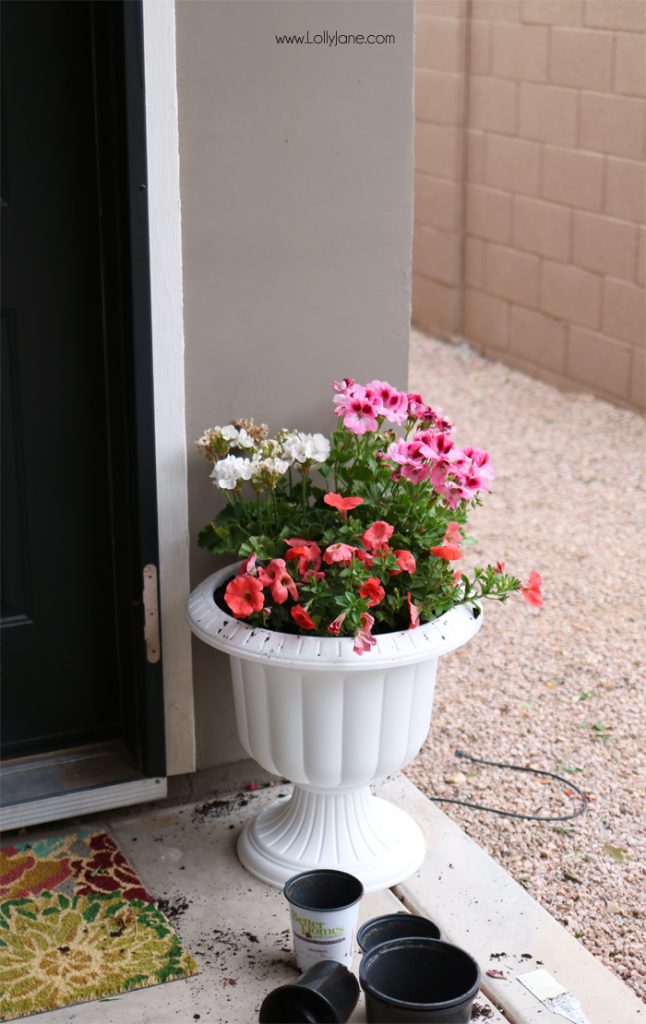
[176, 0, 415, 768]
[413, 0, 645, 411]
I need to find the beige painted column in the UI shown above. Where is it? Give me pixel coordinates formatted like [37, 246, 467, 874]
[176, 0, 416, 768]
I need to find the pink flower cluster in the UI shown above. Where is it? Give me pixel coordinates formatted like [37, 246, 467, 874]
[386, 433, 494, 508]
[333, 379, 448, 434]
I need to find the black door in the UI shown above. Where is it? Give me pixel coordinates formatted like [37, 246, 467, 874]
[1, 1, 165, 780]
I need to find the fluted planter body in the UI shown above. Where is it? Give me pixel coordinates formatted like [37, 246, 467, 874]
[187, 565, 482, 891]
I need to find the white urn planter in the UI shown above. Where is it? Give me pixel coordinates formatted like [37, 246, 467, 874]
[187, 565, 482, 892]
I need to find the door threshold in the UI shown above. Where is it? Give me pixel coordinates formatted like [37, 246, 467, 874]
[0, 741, 166, 831]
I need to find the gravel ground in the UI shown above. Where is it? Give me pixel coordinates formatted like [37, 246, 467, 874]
[405, 330, 646, 1000]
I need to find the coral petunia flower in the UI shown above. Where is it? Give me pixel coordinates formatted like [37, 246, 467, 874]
[521, 571, 543, 608]
[224, 575, 265, 617]
[353, 612, 376, 655]
[430, 543, 463, 561]
[327, 612, 347, 636]
[323, 543, 357, 565]
[362, 521, 395, 553]
[353, 548, 375, 568]
[238, 552, 257, 576]
[390, 549, 416, 575]
[323, 492, 365, 519]
[286, 541, 322, 576]
[430, 521, 463, 561]
[444, 521, 462, 545]
[359, 577, 385, 608]
[291, 604, 317, 630]
[258, 559, 299, 604]
[407, 592, 421, 629]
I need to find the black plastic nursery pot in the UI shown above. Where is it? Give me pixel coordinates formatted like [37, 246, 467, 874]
[284, 870, 364, 911]
[357, 913, 442, 952]
[359, 937, 481, 1023]
[259, 960, 360, 1023]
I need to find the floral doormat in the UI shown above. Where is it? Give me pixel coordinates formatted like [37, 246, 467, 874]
[0, 830, 198, 1021]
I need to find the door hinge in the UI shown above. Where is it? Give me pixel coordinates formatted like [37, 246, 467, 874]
[142, 564, 161, 663]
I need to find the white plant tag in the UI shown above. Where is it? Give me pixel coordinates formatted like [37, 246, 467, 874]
[518, 968, 567, 1000]
[518, 969, 590, 1024]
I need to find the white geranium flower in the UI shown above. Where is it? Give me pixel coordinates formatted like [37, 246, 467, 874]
[262, 457, 290, 476]
[220, 425, 239, 442]
[236, 428, 255, 449]
[281, 431, 330, 465]
[308, 433, 331, 463]
[249, 455, 290, 490]
[210, 455, 252, 489]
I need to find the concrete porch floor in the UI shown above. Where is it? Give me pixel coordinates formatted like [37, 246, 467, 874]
[12, 763, 642, 1024]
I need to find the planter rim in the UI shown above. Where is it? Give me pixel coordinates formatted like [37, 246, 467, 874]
[186, 564, 482, 671]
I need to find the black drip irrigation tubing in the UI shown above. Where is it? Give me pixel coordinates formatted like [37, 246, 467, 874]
[430, 748, 588, 822]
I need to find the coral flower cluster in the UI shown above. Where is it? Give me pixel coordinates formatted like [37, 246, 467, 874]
[198, 379, 541, 653]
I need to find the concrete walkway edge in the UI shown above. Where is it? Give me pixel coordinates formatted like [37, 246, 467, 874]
[376, 774, 643, 1024]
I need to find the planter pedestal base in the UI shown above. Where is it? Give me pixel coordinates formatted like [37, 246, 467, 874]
[237, 784, 425, 892]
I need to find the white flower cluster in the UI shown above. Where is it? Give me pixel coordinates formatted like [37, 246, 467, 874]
[205, 426, 330, 491]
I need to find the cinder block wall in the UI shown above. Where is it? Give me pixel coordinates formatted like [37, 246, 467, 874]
[413, 0, 645, 411]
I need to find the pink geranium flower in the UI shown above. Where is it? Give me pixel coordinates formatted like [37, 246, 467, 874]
[353, 612, 377, 655]
[332, 377, 355, 393]
[366, 380, 409, 424]
[406, 393, 436, 422]
[362, 521, 394, 553]
[450, 446, 495, 501]
[359, 577, 385, 607]
[417, 430, 455, 461]
[386, 439, 430, 484]
[333, 383, 380, 434]
[344, 397, 379, 434]
[324, 492, 365, 519]
[462, 447, 494, 485]
[291, 604, 317, 630]
[323, 543, 357, 565]
[258, 559, 299, 604]
[224, 575, 265, 617]
[521, 571, 543, 608]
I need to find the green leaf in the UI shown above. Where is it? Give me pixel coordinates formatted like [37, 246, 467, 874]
[239, 535, 278, 561]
